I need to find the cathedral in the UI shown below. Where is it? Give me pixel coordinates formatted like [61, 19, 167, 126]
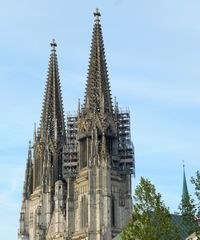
[18, 9, 135, 240]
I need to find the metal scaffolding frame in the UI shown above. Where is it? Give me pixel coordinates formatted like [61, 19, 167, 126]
[63, 112, 78, 178]
[117, 109, 135, 176]
[63, 109, 135, 177]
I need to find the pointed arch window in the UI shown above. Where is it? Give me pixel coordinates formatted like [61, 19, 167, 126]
[80, 139, 87, 169]
[111, 195, 115, 227]
[81, 195, 88, 229]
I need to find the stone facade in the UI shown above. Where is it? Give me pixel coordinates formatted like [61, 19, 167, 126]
[18, 9, 135, 240]
[186, 233, 198, 240]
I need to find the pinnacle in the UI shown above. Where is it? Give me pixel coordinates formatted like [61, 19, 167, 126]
[23, 142, 33, 200]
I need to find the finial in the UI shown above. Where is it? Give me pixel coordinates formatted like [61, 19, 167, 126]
[78, 98, 80, 116]
[50, 39, 57, 51]
[34, 123, 36, 141]
[114, 96, 119, 114]
[114, 96, 117, 108]
[183, 160, 185, 169]
[28, 140, 32, 159]
[29, 140, 31, 149]
[94, 8, 101, 22]
[37, 127, 40, 136]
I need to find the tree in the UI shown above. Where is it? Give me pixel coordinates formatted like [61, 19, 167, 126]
[191, 171, 200, 216]
[122, 177, 180, 240]
[179, 193, 198, 237]
[191, 171, 200, 239]
[178, 165, 198, 238]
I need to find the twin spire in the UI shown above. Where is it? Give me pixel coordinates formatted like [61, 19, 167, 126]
[84, 8, 113, 114]
[40, 39, 66, 143]
[40, 8, 112, 142]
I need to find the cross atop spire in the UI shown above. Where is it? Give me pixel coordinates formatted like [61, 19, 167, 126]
[50, 39, 57, 51]
[94, 8, 101, 22]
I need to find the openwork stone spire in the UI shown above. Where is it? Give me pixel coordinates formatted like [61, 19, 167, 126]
[40, 39, 66, 143]
[84, 9, 113, 114]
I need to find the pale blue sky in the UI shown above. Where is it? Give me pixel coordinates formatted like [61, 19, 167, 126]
[0, 0, 200, 239]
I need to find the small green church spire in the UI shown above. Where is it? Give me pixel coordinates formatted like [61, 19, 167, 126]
[182, 161, 189, 203]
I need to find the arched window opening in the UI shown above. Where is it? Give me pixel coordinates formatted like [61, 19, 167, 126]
[81, 195, 88, 229]
[106, 137, 113, 155]
[111, 196, 115, 227]
[50, 153, 54, 167]
[81, 196, 84, 228]
[80, 139, 87, 168]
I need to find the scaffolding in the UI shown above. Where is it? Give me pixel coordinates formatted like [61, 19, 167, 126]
[117, 109, 135, 176]
[63, 109, 135, 177]
[63, 112, 78, 178]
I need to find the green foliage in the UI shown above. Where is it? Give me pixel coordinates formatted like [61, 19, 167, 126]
[179, 193, 198, 237]
[122, 177, 180, 240]
[191, 171, 200, 239]
[191, 171, 200, 217]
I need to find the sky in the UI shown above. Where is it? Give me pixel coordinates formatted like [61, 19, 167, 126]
[0, 0, 200, 239]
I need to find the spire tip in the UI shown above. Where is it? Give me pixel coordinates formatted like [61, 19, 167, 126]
[50, 39, 57, 50]
[182, 160, 185, 169]
[94, 8, 101, 22]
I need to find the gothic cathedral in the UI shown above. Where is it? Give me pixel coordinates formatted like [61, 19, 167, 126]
[18, 9, 135, 240]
